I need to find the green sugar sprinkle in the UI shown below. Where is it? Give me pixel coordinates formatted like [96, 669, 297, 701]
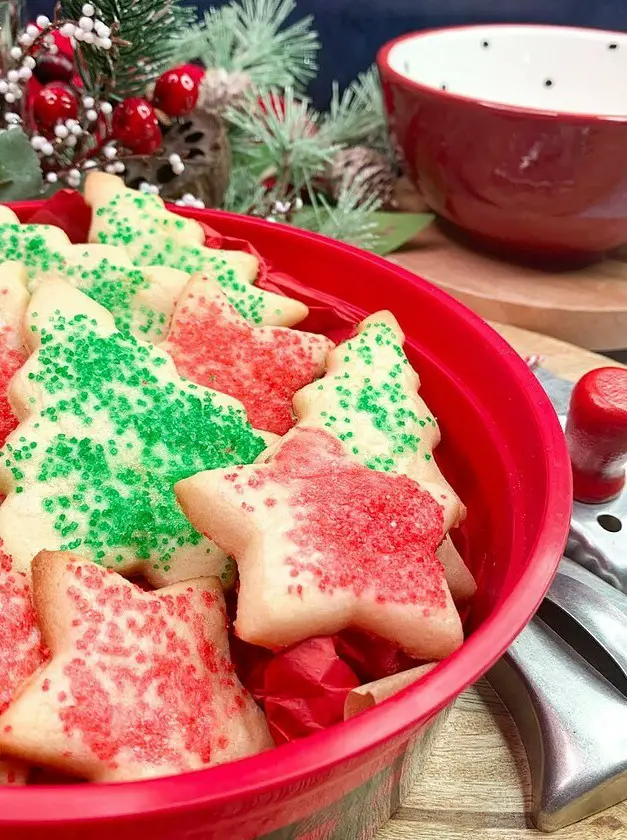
[1, 309, 266, 571]
[93, 194, 269, 324]
[311, 320, 437, 472]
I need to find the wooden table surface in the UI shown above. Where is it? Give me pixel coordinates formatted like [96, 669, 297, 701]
[377, 321, 627, 840]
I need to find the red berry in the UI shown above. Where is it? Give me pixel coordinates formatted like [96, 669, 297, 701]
[33, 84, 78, 130]
[112, 98, 162, 154]
[153, 66, 200, 117]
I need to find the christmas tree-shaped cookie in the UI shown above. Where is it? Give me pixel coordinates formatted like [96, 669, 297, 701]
[278, 311, 475, 600]
[162, 274, 334, 435]
[84, 173, 308, 327]
[177, 427, 463, 659]
[0, 552, 272, 782]
[0, 263, 29, 448]
[0, 217, 191, 343]
[0, 280, 268, 586]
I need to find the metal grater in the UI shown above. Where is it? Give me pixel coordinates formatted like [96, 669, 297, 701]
[488, 366, 627, 832]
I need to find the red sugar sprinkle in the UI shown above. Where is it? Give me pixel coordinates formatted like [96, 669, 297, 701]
[0, 556, 48, 716]
[245, 429, 447, 606]
[0, 325, 26, 447]
[164, 287, 333, 434]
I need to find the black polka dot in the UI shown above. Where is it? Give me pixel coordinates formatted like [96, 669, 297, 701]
[609, 42, 619, 50]
[481, 39, 490, 48]
[440, 83, 448, 90]
[544, 78, 554, 88]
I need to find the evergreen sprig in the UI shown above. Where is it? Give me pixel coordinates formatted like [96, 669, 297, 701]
[322, 67, 391, 154]
[171, 0, 320, 90]
[296, 177, 382, 250]
[61, 0, 198, 99]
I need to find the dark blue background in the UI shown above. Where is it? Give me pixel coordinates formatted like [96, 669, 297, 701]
[27, 1, 627, 106]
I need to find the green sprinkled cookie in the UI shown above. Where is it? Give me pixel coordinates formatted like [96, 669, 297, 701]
[84, 173, 309, 327]
[0, 280, 268, 587]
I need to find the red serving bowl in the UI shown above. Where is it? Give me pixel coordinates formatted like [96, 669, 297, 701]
[0, 202, 571, 840]
[378, 24, 627, 261]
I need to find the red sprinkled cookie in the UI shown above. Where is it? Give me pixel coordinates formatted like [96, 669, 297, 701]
[176, 427, 463, 659]
[163, 275, 334, 435]
[0, 543, 49, 785]
[0, 551, 273, 782]
[0, 262, 29, 449]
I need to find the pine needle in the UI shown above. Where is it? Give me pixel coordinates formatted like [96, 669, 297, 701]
[322, 66, 390, 154]
[171, 0, 320, 90]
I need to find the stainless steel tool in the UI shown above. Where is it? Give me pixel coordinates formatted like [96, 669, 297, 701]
[488, 366, 627, 832]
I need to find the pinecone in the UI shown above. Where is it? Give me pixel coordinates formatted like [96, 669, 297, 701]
[124, 109, 231, 208]
[197, 68, 254, 113]
[326, 146, 396, 208]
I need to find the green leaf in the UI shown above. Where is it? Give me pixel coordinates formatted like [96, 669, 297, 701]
[0, 129, 43, 202]
[368, 211, 435, 256]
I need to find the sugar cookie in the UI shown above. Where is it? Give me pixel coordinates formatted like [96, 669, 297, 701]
[0, 281, 267, 586]
[285, 310, 475, 600]
[163, 274, 334, 435]
[84, 173, 308, 327]
[0, 262, 29, 447]
[0, 551, 273, 782]
[176, 427, 463, 659]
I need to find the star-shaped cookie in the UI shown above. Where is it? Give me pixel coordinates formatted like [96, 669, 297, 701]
[281, 310, 475, 601]
[84, 173, 308, 327]
[176, 427, 463, 659]
[0, 280, 268, 586]
[162, 274, 334, 435]
[0, 551, 272, 782]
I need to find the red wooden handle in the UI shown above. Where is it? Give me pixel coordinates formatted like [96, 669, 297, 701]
[566, 367, 627, 503]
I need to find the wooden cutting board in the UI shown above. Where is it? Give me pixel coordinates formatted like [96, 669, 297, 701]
[377, 321, 627, 840]
[388, 212, 627, 353]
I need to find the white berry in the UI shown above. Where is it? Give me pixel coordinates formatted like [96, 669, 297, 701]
[83, 31, 96, 44]
[4, 93, 15, 104]
[18, 66, 32, 80]
[31, 135, 46, 150]
[86, 109, 98, 122]
[9, 46, 21, 60]
[23, 56, 36, 69]
[82, 96, 95, 109]
[36, 15, 50, 28]
[0, 81, 8, 95]
[99, 101, 113, 115]
[94, 21, 110, 37]
[71, 123, 83, 136]
[74, 28, 85, 41]
[6, 70, 18, 83]
[82, 3, 96, 16]
[26, 24, 39, 38]
[60, 23, 76, 37]
[102, 145, 117, 159]
[66, 135, 77, 147]
[113, 161, 125, 174]
[41, 142, 54, 156]
[54, 124, 69, 139]
[46, 172, 58, 183]
[98, 37, 112, 50]
[79, 16, 94, 31]
[18, 34, 33, 47]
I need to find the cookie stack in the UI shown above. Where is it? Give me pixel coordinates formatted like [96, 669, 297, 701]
[0, 175, 475, 784]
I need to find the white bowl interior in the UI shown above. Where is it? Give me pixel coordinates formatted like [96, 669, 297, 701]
[387, 25, 627, 116]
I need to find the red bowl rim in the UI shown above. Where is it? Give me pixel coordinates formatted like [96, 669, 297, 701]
[0, 204, 572, 824]
[377, 22, 627, 122]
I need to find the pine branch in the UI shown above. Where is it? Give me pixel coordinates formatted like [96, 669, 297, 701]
[61, 0, 197, 99]
[321, 67, 391, 154]
[226, 89, 340, 197]
[221, 165, 266, 215]
[171, 0, 319, 91]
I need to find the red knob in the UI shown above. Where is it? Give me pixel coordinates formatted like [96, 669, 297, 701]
[566, 367, 627, 504]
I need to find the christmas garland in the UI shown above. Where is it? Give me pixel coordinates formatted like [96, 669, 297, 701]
[0, 0, 433, 252]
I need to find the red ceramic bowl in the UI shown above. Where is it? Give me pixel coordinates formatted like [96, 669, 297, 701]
[0, 202, 571, 840]
[378, 24, 627, 260]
